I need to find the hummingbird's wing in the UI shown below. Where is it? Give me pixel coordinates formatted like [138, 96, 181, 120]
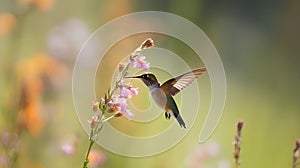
[161, 68, 206, 96]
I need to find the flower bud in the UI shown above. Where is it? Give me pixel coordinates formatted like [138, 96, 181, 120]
[92, 101, 99, 113]
[88, 116, 99, 128]
[140, 38, 154, 49]
[118, 63, 125, 72]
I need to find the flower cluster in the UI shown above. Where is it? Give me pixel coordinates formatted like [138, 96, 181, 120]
[130, 54, 150, 70]
[129, 38, 153, 70]
[88, 38, 153, 125]
[47, 18, 98, 66]
[106, 96, 133, 120]
[83, 38, 153, 168]
[119, 82, 138, 99]
[186, 142, 230, 168]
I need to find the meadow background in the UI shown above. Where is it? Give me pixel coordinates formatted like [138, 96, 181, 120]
[0, 0, 300, 168]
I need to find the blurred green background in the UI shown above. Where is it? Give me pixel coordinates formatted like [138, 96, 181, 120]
[1, 0, 300, 168]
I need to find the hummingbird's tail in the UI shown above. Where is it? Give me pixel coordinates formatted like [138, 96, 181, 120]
[165, 95, 186, 129]
[175, 114, 186, 129]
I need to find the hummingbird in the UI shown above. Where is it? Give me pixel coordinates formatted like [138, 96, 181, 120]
[126, 68, 207, 129]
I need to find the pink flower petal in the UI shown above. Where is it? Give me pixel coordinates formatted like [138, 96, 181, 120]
[129, 87, 138, 95]
[61, 143, 76, 155]
[88, 150, 106, 168]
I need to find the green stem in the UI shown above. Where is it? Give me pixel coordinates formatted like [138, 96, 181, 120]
[83, 114, 115, 168]
[102, 113, 117, 123]
[110, 61, 131, 96]
[83, 139, 95, 168]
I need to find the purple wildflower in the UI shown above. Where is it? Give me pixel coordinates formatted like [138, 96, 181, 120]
[130, 54, 150, 70]
[129, 87, 138, 95]
[116, 98, 133, 120]
[107, 100, 114, 107]
[119, 82, 138, 99]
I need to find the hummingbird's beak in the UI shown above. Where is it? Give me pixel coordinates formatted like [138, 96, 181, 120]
[124, 75, 141, 78]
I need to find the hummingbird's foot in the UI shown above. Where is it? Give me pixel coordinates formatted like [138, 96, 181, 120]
[165, 112, 171, 120]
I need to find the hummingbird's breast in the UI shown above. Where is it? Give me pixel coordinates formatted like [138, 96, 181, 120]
[150, 88, 168, 110]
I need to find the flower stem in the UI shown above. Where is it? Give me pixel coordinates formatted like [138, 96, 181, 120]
[83, 139, 95, 168]
[233, 120, 244, 168]
[293, 139, 300, 168]
[102, 113, 118, 123]
[110, 61, 130, 96]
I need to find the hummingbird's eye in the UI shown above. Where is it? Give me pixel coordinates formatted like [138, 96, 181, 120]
[142, 74, 149, 79]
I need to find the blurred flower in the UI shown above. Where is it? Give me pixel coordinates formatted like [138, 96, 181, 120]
[88, 150, 105, 168]
[186, 142, 222, 168]
[118, 63, 125, 72]
[92, 101, 100, 113]
[1, 132, 19, 150]
[60, 134, 79, 155]
[47, 18, 98, 66]
[217, 160, 231, 168]
[130, 53, 150, 70]
[103, 0, 132, 20]
[18, 0, 54, 11]
[18, 92, 44, 136]
[0, 13, 17, 36]
[61, 143, 76, 155]
[203, 142, 220, 158]
[34, 0, 55, 11]
[0, 132, 20, 167]
[17, 53, 67, 136]
[0, 155, 9, 167]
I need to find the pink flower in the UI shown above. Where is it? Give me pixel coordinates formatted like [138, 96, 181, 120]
[106, 97, 133, 120]
[88, 150, 106, 168]
[130, 54, 150, 70]
[120, 86, 132, 99]
[119, 82, 138, 99]
[88, 116, 100, 128]
[100, 97, 105, 102]
[218, 160, 231, 168]
[129, 87, 138, 95]
[0, 155, 8, 167]
[61, 143, 76, 155]
[92, 101, 99, 113]
[116, 98, 133, 120]
[204, 142, 220, 157]
[186, 142, 221, 168]
[107, 100, 114, 107]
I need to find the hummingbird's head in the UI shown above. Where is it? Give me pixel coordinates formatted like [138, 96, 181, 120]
[126, 73, 159, 87]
